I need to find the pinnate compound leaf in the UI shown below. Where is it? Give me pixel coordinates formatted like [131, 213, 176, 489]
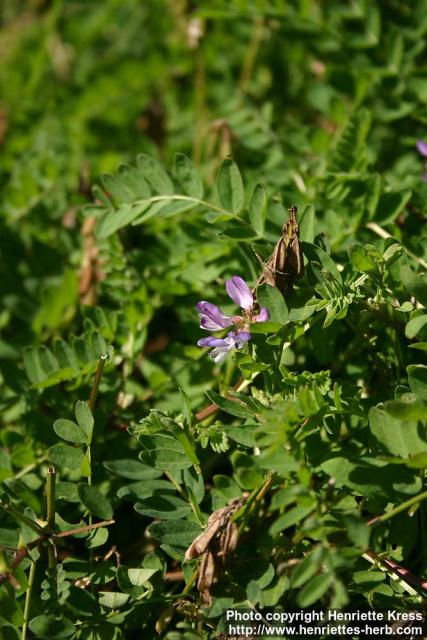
[291, 545, 324, 588]
[299, 205, 316, 243]
[173, 153, 203, 199]
[256, 284, 288, 323]
[85, 527, 108, 548]
[248, 183, 267, 235]
[405, 315, 427, 339]
[49, 445, 87, 471]
[103, 459, 162, 480]
[75, 401, 93, 439]
[348, 245, 377, 272]
[78, 484, 113, 520]
[369, 406, 427, 457]
[205, 390, 254, 418]
[296, 573, 333, 608]
[216, 157, 244, 213]
[374, 189, 412, 225]
[98, 592, 130, 609]
[138, 433, 193, 470]
[135, 494, 191, 520]
[408, 365, 427, 400]
[147, 520, 202, 548]
[29, 615, 74, 639]
[53, 419, 87, 444]
[269, 505, 315, 537]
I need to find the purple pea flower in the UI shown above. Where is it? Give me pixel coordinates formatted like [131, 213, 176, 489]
[198, 331, 251, 363]
[226, 276, 254, 310]
[196, 275, 269, 362]
[196, 301, 234, 331]
[416, 140, 427, 181]
[416, 140, 427, 157]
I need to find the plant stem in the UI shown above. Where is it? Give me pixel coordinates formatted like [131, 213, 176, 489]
[21, 558, 36, 640]
[46, 466, 56, 529]
[87, 354, 108, 483]
[182, 567, 199, 595]
[87, 354, 107, 569]
[368, 489, 427, 527]
[46, 466, 56, 569]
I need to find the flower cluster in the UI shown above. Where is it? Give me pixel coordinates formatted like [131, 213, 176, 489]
[196, 276, 269, 363]
[416, 140, 427, 181]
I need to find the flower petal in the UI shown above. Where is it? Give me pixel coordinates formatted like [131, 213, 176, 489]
[199, 316, 225, 331]
[233, 331, 251, 349]
[196, 301, 220, 314]
[254, 306, 269, 322]
[197, 336, 229, 348]
[416, 140, 427, 157]
[196, 301, 233, 330]
[226, 276, 253, 310]
[208, 346, 232, 363]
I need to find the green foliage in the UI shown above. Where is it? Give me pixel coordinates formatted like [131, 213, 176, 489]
[2, 1, 427, 638]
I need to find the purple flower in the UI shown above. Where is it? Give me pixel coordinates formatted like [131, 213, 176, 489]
[226, 276, 254, 310]
[198, 331, 251, 363]
[416, 140, 427, 157]
[254, 306, 269, 322]
[196, 301, 233, 331]
[196, 275, 269, 363]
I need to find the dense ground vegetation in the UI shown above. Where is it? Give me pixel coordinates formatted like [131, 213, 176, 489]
[1, 1, 427, 638]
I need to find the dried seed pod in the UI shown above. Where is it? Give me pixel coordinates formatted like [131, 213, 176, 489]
[255, 205, 304, 296]
[185, 497, 245, 604]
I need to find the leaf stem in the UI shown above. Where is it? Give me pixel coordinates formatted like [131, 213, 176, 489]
[87, 354, 107, 486]
[363, 550, 423, 597]
[235, 473, 275, 534]
[86, 355, 107, 571]
[368, 489, 427, 527]
[21, 558, 36, 640]
[46, 466, 56, 569]
[137, 194, 244, 221]
[0, 499, 47, 536]
[52, 519, 115, 539]
[46, 466, 56, 530]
